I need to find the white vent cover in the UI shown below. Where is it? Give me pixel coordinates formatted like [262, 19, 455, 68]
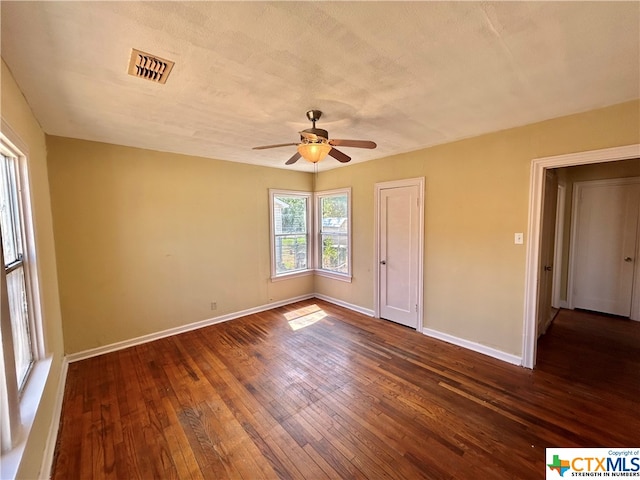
[127, 49, 174, 84]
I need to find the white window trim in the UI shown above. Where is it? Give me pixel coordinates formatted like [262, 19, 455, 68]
[0, 357, 52, 480]
[269, 188, 352, 282]
[1, 127, 49, 478]
[1, 127, 44, 355]
[315, 188, 352, 282]
[1, 133, 45, 362]
[269, 269, 314, 282]
[269, 189, 313, 280]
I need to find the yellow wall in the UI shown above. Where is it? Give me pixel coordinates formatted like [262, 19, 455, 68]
[1, 60, 65, 479]
[315, 100, 640, 355]
[48, 101, 639, 358]
[46, 137, 313, 353]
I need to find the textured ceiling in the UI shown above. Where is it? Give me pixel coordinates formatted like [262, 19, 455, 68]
[1, 1, 639, 171]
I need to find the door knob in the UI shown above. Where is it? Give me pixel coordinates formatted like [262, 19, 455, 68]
[544, 265, 552, 272]
[380, 260, 386, 265]
[624, 257, 633, 263]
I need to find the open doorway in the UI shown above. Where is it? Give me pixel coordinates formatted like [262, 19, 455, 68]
[539, 165, 640, 336]
[522, 144, 640, 368]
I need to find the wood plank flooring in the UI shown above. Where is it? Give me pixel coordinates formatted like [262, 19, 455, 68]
[51, 301, 640, 479]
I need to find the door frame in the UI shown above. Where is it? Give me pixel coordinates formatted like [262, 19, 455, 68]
[567, 177, 640, 313]
[374, 177, 425, 330]
[522, 144, 640, 368]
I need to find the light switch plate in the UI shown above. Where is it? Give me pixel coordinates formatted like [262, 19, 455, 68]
[515, 233, 524, 244]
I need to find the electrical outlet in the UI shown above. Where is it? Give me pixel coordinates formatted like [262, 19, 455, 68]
[514, 233, 524, 245]
[211, 302, 217, 310]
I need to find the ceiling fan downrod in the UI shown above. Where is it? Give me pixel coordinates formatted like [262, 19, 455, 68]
[306, 109, 322, 129]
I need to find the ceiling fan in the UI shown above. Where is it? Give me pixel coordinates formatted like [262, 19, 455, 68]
[253, 110, 377, 165]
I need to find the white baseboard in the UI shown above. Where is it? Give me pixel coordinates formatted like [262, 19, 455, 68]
[48, 294, 526, 480]
[318, 297, 522, 367]
[422, 327, 522, 366]
[66, 294, 315, 363]
[314, 294, 375, 317]
[64, 295, 520, 370]
[39, 357, 68, 479]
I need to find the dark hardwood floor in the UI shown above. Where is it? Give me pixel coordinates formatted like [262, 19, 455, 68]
[51, 301, 640, 479]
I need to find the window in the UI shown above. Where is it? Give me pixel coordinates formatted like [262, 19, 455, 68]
[1, 135, 43, 456]
[269, 188, 351, 281]
[316, 189, 351, 279]
[270, 190, 311, 278]
[0, 154, 33, 389]
[1, 153, 34, 390]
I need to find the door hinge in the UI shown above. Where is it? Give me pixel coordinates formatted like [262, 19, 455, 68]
[415, 304, 418, 313]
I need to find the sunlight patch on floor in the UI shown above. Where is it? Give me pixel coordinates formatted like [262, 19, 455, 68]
[285, 304, 327, 330]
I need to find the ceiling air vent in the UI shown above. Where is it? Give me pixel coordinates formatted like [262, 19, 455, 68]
[127, 48, 174, 84]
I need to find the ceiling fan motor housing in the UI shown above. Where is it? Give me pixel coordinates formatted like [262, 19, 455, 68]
[301, 128, 329, 142]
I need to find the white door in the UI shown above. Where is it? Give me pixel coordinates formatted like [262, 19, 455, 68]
[571, 178, 640, 316]
[378, 183, 421, 328]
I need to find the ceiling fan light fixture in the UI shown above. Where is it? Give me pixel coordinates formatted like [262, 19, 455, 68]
[252, 110, 375, 165]
[297, 142, 331, 163]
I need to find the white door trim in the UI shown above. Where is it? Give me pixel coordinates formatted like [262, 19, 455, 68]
[522, 144, 640, 369]
[374, 177, 425, 330]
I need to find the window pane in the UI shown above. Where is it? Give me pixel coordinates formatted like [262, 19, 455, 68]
[319, 193, 349, 274]
[275, 235, 307, 274]
[0, 156, 22, 265]
[274, 196, 307, 234]
[6, 266, 33, 387]
[321, 233, 348, 273]
[320, 194, 347, 222]
[270, 190, 312, 278]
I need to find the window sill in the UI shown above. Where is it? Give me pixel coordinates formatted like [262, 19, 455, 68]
[0, 357, 52, 480]
[314, 270, 352, 282]
[270, 269, 313, 282]
[271, 269, 352, 283]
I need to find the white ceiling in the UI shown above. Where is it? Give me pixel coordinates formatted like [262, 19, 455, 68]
[1, 2, 639, 171]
